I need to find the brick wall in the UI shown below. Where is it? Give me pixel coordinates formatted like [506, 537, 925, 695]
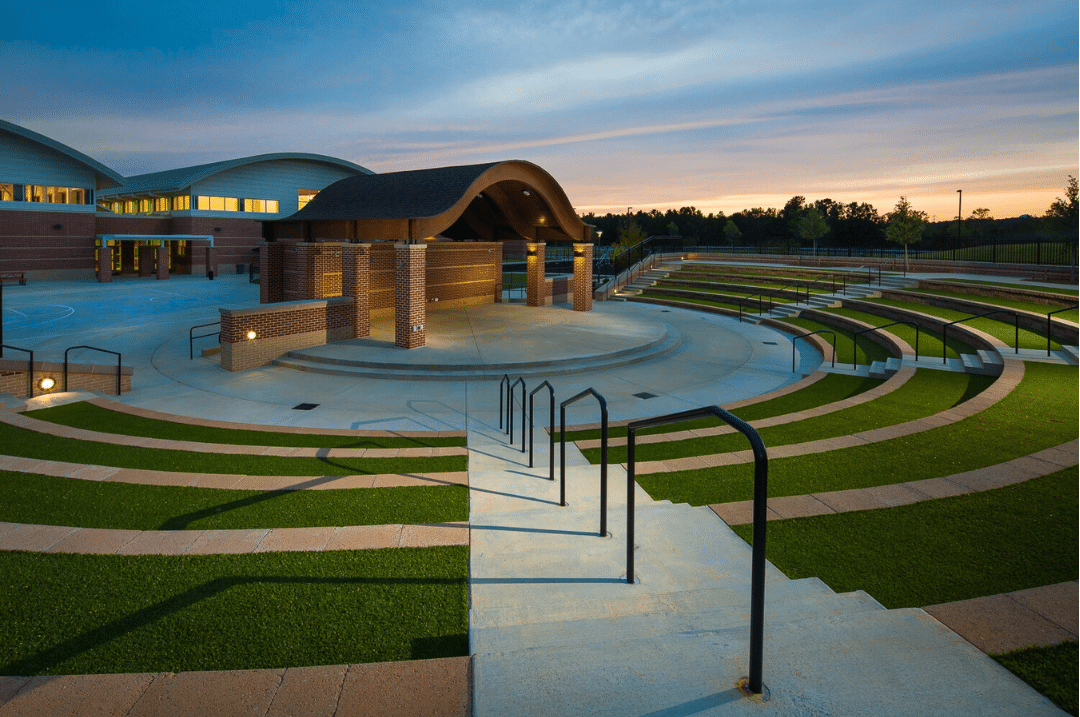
[0, 209, 98, 280]
[0, 358, 132, 398]
[573, 243, 593, 311]
[219, 297, 355, 371]
[395, 243, 426, 349]
[526, 242, 545, 307]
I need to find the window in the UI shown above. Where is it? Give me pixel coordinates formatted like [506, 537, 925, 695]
[209, 196, 225, 211]
[173, 195, 190, 211]
[70, 188, 86, 204]
[267, 199, 279, 213]
[0, 184, 12, 202]
[224, 196, 238, 212]
[298, 189, 318, 210]
[246, 198, 264, 213]
[29, 185, 46, 202]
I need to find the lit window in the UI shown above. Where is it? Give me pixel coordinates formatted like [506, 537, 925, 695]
[0, 184, 12, 201]
[48, 186, 67, 203]
[209, 196, 225, 211]
[126, 200, 136, 213]
[298, 189, 317, 209]
[30, 185, 46, 202]
[248, 198, 265, 213]
[197, 196, 210, 210]
[225, 197, 238, 212]
[173, 195, 190, 211]
[139, 199, 150, 213]
[70, 188, 86, 204]
[267, 199, 279, 213]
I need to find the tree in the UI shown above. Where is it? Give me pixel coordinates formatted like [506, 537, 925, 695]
[970, 208, 992, 220]
[885, 196, 928, 272]
[795, 207, 830, 256]
[666, 220, 680, 237]
[722, 219, 742, 248]
[1045, 175, 1078, 226]
[615, 219, 647, 250]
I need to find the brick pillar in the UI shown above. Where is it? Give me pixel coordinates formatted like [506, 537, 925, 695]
[97, 246, 112, 283]
[342, 244, 371, 338]
[394, 243, 427, 349]
[573, 243, 594, 312]
[156, 244, 169, 280]
[205, 247, 218, 279]
[526, 242, 545, 307]
[493, 242, 503, 303]
[138, 246, 154, 277]
[260, 243, 285, 304]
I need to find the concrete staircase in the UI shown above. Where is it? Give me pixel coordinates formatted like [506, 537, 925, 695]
[611, 268, 671, 299]
[466, 421, 1063, 716]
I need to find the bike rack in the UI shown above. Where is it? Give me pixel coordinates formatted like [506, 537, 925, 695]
[509, 377, 526, 451]
[852, 321, 920, 370]
[64, 345, 123, 396]
[942, 310, 1019, 364]
[626, 405, 769, 694]
[559, 388, 608, 533]
[529, 381, 556, 480]
[1046, 305, 1078, 356]
[1, 344, 33, 396]
[792, 330, 836, 372]
[189, 321, 221, 360]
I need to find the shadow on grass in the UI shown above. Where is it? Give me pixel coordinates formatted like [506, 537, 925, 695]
[156, 475, 343, 530]
[1, 574, 466, 676]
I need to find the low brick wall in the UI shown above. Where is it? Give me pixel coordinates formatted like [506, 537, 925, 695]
[0, 358, 132, 398]
[220, 297, 354, 371]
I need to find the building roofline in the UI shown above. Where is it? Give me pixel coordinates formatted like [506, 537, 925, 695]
[0, 119, 125, 189]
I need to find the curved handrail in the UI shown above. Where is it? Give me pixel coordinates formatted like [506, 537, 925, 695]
[1047, 304, 1079, 356]
[509, 378, 526, 451]
[65, 345, 122, 396]
[189, 321, 221, 360]
[626, 405, 769, 694]
[792, 330, 836, 372]
[942, 310, 1019, 364]
[1, 344, 33, 397]
[559, 388, 608, 535]
[499, 375, 511, 431]
[852, 321, 920, 369]
[529, 381, 556, 480]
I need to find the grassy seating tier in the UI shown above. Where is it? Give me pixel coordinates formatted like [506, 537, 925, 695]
[580, 369, 994, 464]
[945, 279, 1078, 296]
[635, 362, 1076, 505]
[819, 306, 977, 359]
[905, 288, 1079, 320]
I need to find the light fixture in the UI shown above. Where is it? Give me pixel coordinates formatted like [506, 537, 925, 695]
[246, 330, 257, 340]
[52, 224, 63, 230]
[38, 377, 56, 391]
[522, 190, 531, 197]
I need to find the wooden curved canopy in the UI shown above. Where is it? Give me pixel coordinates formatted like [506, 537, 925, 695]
[280, 160, 590, 243]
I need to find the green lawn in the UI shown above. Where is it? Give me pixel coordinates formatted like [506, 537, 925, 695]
[946, 279, 1078, 296]
[637, 362, 1077, 505]
[994, 642, 1079, 716]
[0, 472, 468, 529]
[766, 316, 894, 365]
[25, 402, 466, 449]
[0, 546, 468, 675]
[864, 298, 1062, 351]
[731, 467, 1078, 608]
[585, 369, 993, 464]
[903, 288, 1079, 322]
[822, 306, 976, 359]
[0, 422, 467, 476]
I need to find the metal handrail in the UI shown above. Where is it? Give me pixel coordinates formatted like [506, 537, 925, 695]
[64, 345, 122, 396]
[793, 330, 836, 372]
[1, 344, 32, 396]
[499, 375, 510, 431]
[942, 310, 1019, 364]
[509, 378, 526, 451]
[529, 381, 556, 480]
[559, 388, 608, 534]
[1047, 304, 1079, 356]
[626, 405, 769, 694]
[189, 321, 221, 360]
[852, 321, 920, 370]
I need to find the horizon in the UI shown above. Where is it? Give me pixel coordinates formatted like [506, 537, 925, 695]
[3, 1, 1076, 223]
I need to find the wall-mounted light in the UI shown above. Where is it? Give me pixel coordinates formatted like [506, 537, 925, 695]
[52, 224, 63, 230]
[522, 190, 531, 197]
[214, 227, 222, 232]
[38, 377, 56, 391]
[246, 330, 257, 340]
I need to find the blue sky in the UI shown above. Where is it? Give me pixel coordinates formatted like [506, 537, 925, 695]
[2, 0, 1076, 219]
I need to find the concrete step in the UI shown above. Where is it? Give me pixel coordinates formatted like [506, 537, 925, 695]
[472, 585, 884, 654]
[1062, 345, 1079, 365]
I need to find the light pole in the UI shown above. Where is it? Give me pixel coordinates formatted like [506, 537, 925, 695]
[956, 190, 962, 247]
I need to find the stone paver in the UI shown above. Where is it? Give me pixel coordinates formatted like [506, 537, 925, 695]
[0, 672, 155, 717]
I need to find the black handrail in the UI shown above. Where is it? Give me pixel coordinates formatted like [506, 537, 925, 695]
[942, 310, 1019, 364]
[509, 377, 526, 451]
[1, 344, 33, 397]
[626, 406, 769, 694]
[499, 375, 511, 431]
[65, 345, 122, 396]
[559, 388, 608, 534]
[529, 381, 556, 480]
[792, 330, 836, 372]
[852, 321, 919, 369]
[189, 321, 221, 360]
[1047, 304, 1079, 356]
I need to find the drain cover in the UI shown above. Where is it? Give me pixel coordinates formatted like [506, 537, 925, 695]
[293, 403, 319, 410]
[763, 341, 778, 345]
[633, 392, 659, 400]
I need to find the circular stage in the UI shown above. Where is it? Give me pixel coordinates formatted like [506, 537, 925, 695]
[273, 303, 683, 380]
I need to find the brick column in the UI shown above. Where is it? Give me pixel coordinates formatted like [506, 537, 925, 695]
[526, 242, 545, 307]
[342, 244, 371, 338]
[573, 243, 594, 312]
[138, 246, 155, 277]
[493, 242, 503, 303]
[156, 244, 169, 280]
[394, 243, 427, 349]
[97, 246, 112, 283]
[205, 247, 218, 279]
[260, 243, 285, 304]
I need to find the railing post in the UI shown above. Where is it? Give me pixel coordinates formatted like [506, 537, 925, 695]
[529, 381, 556, 480]
[559, 389, 608, 533]
[499, 374, 510, 431]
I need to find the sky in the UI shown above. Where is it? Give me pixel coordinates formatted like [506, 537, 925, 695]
[2, 0, 1077, 221]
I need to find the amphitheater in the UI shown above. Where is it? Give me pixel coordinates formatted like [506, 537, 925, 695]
[0, 256, 1075, 716]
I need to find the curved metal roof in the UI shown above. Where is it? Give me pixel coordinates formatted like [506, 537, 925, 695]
[0, 119, 125, 189]
[101, 153, 373, 195]
[284, 159, 588, 242]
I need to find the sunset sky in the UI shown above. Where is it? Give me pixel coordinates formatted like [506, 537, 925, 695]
[3, 0, 1076, 221]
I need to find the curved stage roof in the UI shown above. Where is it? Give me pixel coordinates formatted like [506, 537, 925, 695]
[280, 160, 590, 243]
